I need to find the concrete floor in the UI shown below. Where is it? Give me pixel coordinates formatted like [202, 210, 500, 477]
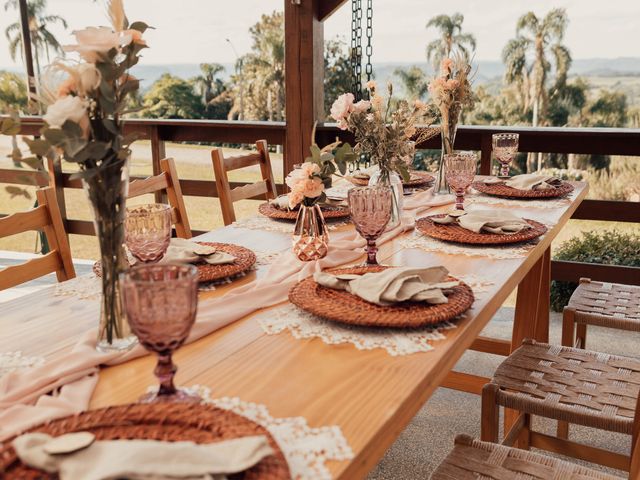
[368, 307, 639, 479]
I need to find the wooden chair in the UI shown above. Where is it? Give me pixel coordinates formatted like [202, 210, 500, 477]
[558, 278, 640, 439]
[211, 140, 277, 225]
[0, 187, 75, 290]
[480, 339, 640, 473]
[128, 157, 192, 238]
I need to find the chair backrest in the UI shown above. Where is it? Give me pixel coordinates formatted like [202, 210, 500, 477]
[630, 391, 640, 478]
[128, 157, 192, 239]
[0, 187, 75, 290]
[211, 140, 277, 225]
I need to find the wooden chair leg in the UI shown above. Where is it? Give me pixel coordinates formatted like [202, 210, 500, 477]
[557, 307, 575, 439]
[481, 383, 500, 443]
[576, 323, 587, 350]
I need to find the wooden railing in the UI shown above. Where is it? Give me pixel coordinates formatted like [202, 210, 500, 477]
[2, 117, 639, 285]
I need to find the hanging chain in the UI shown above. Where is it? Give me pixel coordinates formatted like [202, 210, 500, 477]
[350, 0, 363, 101]
[364, 0, 373, 92]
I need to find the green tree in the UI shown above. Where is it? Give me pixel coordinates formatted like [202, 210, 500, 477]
[142, 74, 203, 119]
[4, 0, 67, 81]
[425, 13, 476, 70]
[394, 66, 429, 100]
[0, 71, 27, 111]
[502, 8, 571, 170]
[190, 63, 232, 119]
[323, 37, 351, 116]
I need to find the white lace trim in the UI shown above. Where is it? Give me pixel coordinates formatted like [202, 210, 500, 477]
[0, 351, 44, 379]
[467, 191, 575, 209]
[167, 386, 354, 480]
[232, 215, 349, 234]
[399, 232, 539, 259]
[256, 303, 457, 356]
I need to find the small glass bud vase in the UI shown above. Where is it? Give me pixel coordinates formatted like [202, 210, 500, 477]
[292, 204, 329, 261]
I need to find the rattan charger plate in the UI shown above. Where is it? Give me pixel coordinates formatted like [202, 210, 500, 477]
[258, 202, 350, 221]
[472, 180, 574, 199]
[0, 403, 290, 479]
[348, 171, 435, 187]
[289, 265, 474, 328]
[93, 242, 256, 283]
[416, 214, 547, 245]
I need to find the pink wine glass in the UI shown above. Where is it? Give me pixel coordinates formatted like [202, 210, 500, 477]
[121, 264, 201, 404]
[492, 133, 519, 178]
[348, 186, 392, 265]
[445, 151, 478, 210]
[125, 203, 172, 263]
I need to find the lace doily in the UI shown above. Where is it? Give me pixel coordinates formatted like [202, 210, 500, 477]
[233, 215, 350, 234]
[468, 191, 575, 209]
[399, 232, 539, 259]
[256, 303, 457, 356]
[0, 351, 44, 379]
[151, 386, 354, 480]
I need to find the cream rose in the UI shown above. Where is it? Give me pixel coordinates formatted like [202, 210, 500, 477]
[300, 162, 320, 177]
[288, 187, 305, 209]
[330, 93, 354, 123]
[64, 27, 132, 63]
[352, 99, 371, 113]
[43, 96, 89, 134]
[300, 177, 324, 198]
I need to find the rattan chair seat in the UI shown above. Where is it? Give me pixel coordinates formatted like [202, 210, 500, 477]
[568, 279, 640, 331]
[492, 340, 640, 434]
[430, 434, 622, 479]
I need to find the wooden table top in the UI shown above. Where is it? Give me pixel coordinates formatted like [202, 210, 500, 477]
[0, 182, 588, 479]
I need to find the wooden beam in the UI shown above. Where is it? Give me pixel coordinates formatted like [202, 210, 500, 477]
[284, 0, 324, 174]
[317, 0, 348, 21]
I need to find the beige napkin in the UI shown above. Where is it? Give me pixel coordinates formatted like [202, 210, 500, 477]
[433, 209, 531, 234]
[314, 266, 459, 306]
[13, 432, 273, 480]
[270, 195, 293, 210]
[159, 238, 236, 265]
[484, 174, 562, 190]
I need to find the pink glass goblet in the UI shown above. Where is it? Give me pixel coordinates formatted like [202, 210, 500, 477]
[125, 203, 172, 263]
[492, 133, 519, 178]
[348, 186, 392, 265]
[121, 264, 200, 404]
[445, 151, 478, 210]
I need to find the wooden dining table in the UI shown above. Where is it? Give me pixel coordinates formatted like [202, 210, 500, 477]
[0, 181, 588, 479]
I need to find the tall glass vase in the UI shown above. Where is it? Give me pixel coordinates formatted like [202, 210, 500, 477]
[434, 110, 461, 194]
[369, 169, 403, 229]
[83, 160, 137, 352]
[292, 204, 329, 261]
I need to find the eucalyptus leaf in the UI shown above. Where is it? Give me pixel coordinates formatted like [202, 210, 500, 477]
[62, 120, 83, 139]
[42, 128, 67, 146]
[5, 185, 31, 199]
[1, 118, 20, 136]
[19, 156, 44, 170]
[309, 144, 321, 163]
[23, 138, 51, 157]
[128, 21, 150, 33]
[102, 118, 118, 135]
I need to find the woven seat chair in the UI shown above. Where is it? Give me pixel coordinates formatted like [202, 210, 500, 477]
[559, 278, 640, 440]
[430, 434, 625, 479]
[481, 339, 640, 472]
[211, 140, 277, 225]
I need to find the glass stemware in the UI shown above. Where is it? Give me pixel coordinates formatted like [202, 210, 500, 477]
[492, 133, 519, 178]
[121, 264, 201, 404]
[125, 203, 172, 263]
[445, 151, 478, 210]
[348, 186, 392, 265]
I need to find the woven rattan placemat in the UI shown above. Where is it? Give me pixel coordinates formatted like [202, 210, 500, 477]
[472, 181, 574, 199]
[258, 202, 350, 221]
[415, 215, 547, 245]
[0, 403, 289, 479]
[289, 265, 474, 328]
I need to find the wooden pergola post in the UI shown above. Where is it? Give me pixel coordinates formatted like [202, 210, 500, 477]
[283, 0, 347, 175]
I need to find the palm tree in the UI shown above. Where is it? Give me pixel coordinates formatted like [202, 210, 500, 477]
[425, 13, 476, 70]
[192, 63, 225, 104]
[4, 0, 67, 80]
[502, 8, 570, 170]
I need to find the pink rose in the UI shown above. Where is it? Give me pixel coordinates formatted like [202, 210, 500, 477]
[301, 162, 320, 177]
[330, 93, 355, 123]
[300, 177, 324, 198]
[288, 187, 305, 209]
[352, 99, 371, 113]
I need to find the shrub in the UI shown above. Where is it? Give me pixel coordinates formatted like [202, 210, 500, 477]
[551, 230, 640, 311]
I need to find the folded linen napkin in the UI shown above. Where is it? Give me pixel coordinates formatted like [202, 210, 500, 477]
[270, 195, 294, 210]
[484, 174, 562, 190]
[13, 432, 273, 480]
[159, 238, 236, 265]
[314, 266, 459, 306]
[432, 210, 531, 234]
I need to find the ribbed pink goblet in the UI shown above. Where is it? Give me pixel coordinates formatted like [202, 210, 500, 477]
[445, 151, 478, 210]
[121, 264, 200, 404]
[125, 203, 172, 263]
[348, 186, 392, 265]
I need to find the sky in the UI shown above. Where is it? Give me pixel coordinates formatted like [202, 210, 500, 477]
[0, 0, 639, 68]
